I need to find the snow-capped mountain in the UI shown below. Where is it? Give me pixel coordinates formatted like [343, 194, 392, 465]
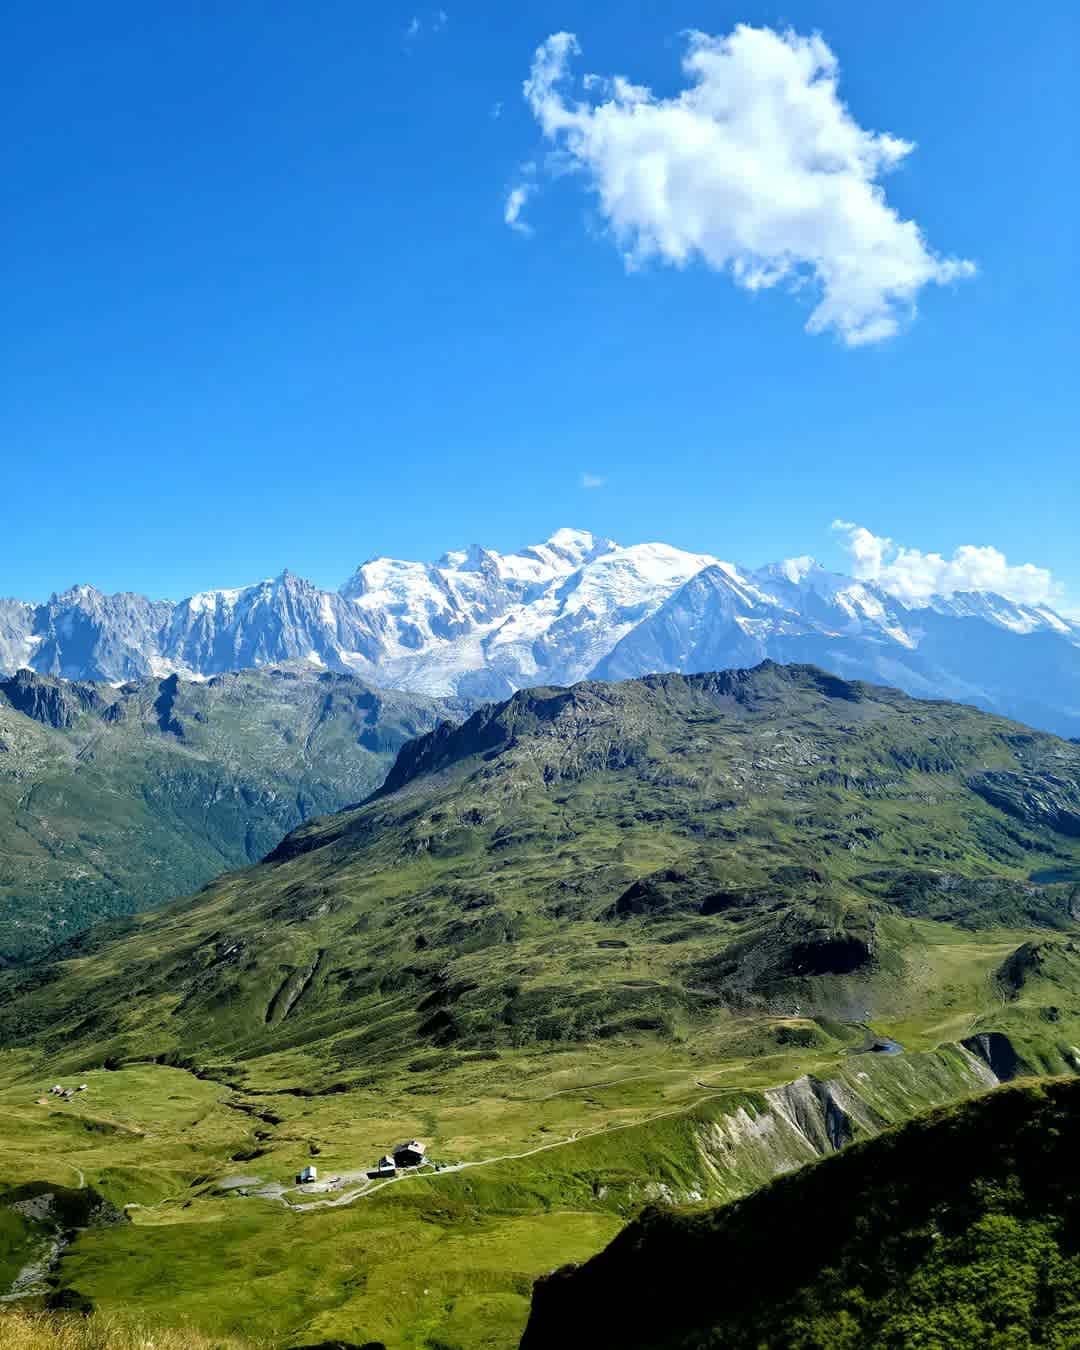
[0, 586, 173, 684]
[339, 531, 719, 698]
[3, 528, 1080, 735]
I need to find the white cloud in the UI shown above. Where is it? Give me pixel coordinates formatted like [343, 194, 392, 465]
[405, 11, 446, 41]
[831, 521, 1063, 607]
[504, 183, 535, 235]
[490, 101, 503, 120]
[521, 27, 975, 345]
[581, 473, 606, 489]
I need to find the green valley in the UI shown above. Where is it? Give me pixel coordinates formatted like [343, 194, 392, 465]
[1, 663, 1079, 1347]
[0, 666, 459, 959]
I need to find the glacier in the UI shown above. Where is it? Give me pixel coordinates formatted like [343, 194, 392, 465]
[3, 528, 1079, 736]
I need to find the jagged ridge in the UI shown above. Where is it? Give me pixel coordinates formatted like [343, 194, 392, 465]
[4, 528, 1080, 734]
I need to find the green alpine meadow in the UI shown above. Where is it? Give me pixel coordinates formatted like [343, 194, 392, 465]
[2, 662, 1080, 1346]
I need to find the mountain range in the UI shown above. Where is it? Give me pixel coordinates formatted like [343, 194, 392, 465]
[4, 528, 1080, 736]
[8, 661, 1080, 1077]
[0, 665, 458, 959]
[3, 661, 1080, 1346]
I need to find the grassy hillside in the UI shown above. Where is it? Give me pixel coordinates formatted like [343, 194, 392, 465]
[0, 663, 1078, 1346]
[0, 666, 458, 958]
[2, 663, 1079, 1078]
[521, 1076, 1080, 1349]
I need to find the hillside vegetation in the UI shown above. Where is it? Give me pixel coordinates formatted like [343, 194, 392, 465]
[0, 666, 457, 957]
[2, 663, 1079, 1079]
[521, 1077, 1080, 1349]
[0, 664, 1078, 1346]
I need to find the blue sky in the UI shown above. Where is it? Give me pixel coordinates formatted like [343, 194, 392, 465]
[2, 1, 1076, 607]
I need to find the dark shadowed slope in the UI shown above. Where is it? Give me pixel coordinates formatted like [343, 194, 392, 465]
[521, 1077, 1080, 1350]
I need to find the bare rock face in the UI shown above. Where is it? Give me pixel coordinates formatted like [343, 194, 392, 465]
[33, 585, 173, 682]
[961, 1030, 1028, 1081]
[969, 769, 1080, 837]
[0, 669, 108, 728]
[0, 1180, 127, 1302]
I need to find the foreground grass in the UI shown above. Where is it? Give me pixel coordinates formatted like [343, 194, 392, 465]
[0, 1309, 258, 1350]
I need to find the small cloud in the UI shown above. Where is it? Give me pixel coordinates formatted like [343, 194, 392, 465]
[404, 11, 445, 42]
[830, 520, 1063, 606]
[581, 473, 606, 489]
[504, 183, 535, 235]
[490, 101, 504, 120]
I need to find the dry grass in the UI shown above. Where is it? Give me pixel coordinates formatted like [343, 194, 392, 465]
[0, 1309, 262, 1350]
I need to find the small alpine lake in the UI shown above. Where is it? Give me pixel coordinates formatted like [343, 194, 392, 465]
[1030, 868, 1080, 886]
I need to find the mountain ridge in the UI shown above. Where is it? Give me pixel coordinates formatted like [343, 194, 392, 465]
[3, 528, 1080, 735]
[6, 661, 1080, 1081]
[0, 664, 462, 957]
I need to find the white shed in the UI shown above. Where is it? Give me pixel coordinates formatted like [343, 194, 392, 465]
[298, 1165, 318, 1183]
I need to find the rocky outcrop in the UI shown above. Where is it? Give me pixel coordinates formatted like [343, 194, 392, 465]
[968, 769, 1080, 837]
[0, 1181, 127, 1300]
[0, 668, 109, 728]
[961, 1031, 1028, 1081]
[763, 1073, 880, 1153]
[690, 1042, 1003, 1205]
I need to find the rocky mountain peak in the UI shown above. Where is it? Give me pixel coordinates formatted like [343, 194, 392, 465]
[0, 667, 107, 728]
[5, 530, 1080, 736]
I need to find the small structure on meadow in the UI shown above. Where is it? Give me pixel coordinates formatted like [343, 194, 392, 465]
[392, 1140, 427, 1168]
[367, 1154, 397, 1180]
[297, 1164, 318, 1184]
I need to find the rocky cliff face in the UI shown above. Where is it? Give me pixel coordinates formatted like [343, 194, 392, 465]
[33, 586, 173, 682]
[969, 768, 1080, 837]
[0, 669, 109, 728]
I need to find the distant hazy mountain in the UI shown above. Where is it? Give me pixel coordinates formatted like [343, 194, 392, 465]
[3, 528, 1080, 734]
[0, 665, 459, 958]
